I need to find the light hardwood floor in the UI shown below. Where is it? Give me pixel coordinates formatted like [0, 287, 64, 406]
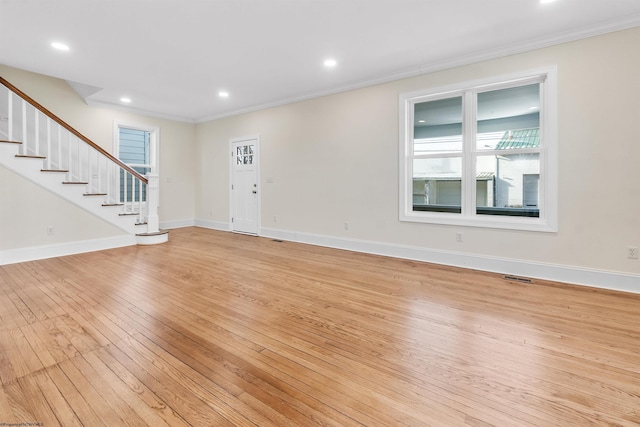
[1, 227, 639, 426]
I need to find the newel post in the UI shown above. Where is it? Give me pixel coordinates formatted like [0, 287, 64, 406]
[146, 173, 160, 232]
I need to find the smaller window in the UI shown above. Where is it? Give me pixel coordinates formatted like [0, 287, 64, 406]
[115, 124, 159, 204]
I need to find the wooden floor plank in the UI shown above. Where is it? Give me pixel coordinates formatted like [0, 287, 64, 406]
[45, 365, 106, 427]
[2, 379, 39, 424]
[8, 327, 44, 378]
[0, 226, 639, 426]
[31, 369, 84, 427]
[17, 373, 64, 426]
[0, 331, 18, 385]
[29, 318, 79, 364]
[92, 346, 192, 427]
[104, 338, 238, 427]
[0, 330, 31, 382]
[0, 381, 17, 422]
[57, 356, 138, 426]
[81, 350, 176, 427]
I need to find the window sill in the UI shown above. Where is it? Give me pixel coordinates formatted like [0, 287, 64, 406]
[401, 209, 555, 232]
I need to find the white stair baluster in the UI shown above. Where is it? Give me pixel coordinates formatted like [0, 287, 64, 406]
[67, 132, 72, 180]
[97, 154, 102, 195]
[130, 170, 135, 213]
[21, 100, 27, 154]
[57, 125, 62, 170]
[77, 137, 81, 182]
[138, 178, 143, 223]
[123, 170, 128, 212]
[7, 91, 12, 141]
[87, 146, 92, 192]
[46, 119, 51, 170]
[34, 108, 39, 155]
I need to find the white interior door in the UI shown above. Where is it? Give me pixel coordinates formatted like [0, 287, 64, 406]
[231, 139, 259, 234]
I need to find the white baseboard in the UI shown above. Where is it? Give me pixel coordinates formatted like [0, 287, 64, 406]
[260, 227, 640, 295]
[194, 218, 231, 231]
[11, 219, 633, 294]
[160, 218, 196, 229]
[0, 235, 137, 266]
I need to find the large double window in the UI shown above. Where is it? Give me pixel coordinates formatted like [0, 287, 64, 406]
[400, 68, 557, 231]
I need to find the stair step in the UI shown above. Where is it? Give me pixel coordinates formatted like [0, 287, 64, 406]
[136, 229, 169, 245]
[102, 203, 124, 207]
[84, 193, 107, 196]
[136, 229, 169, 237]
[119, 212, 139, 216]
[16, 154, 46, 159]
[41, 169, 69, 173]
[62, 181, 89, 185]
[135, 222, 148, 226]
[0, 140, 22, 144]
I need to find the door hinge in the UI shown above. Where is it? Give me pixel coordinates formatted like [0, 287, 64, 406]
[231, 217, 234, 223]
[231, 184, 234, 190]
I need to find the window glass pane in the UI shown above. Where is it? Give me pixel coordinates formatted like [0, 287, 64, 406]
[413, 157, 462, 213]
[119, 128, 151, 165]
[475, 153, 540, 217]
[477, 84, 540, 151]
[414, 96, 462, 154]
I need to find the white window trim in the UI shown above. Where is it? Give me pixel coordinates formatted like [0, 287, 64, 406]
[399, 66, 558, 232]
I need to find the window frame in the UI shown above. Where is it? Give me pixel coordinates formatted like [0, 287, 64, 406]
[399, 67, 557, 232]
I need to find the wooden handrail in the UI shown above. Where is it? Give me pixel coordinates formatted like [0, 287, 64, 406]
[0, 76, 148, 183]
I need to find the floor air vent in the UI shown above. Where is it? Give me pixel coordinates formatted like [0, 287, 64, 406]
[503, 275, 533, 284]
[272, 239, 284, 243]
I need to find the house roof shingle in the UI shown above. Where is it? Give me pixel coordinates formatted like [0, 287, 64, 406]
[495, 128, 539, 150]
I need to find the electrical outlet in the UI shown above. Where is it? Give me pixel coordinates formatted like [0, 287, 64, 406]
[47, 226, 55, 236]
[628, 246, 639, 260]
[344, 222, 349, 231]
[456, 232, 463, 242]
[273, 215, 277, 223]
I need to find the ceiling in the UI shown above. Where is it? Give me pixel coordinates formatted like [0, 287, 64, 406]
[1, 0, 639, 123]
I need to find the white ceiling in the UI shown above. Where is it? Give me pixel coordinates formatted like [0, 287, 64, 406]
[1, 0, 639, 123]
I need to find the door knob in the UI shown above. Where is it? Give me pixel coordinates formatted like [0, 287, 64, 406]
[252, 190, 257, 194]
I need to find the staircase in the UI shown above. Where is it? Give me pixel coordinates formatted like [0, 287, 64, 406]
[0, 76, 168, 246]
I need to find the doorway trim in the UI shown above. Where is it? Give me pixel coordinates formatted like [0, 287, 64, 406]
[229, 135, 261, 235]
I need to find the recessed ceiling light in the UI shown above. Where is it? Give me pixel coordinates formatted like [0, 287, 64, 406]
[540, 0, 557, 4]
[323, 58, 337, 68]
[51, 42, 70, 51]
[418, 120, 426, 123]
[218, 91, 229, 98]
[120, 97, 132, 103]
[529, 106, 539, 110]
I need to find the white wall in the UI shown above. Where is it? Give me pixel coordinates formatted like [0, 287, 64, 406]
[195, 27, 640, 289]
[0, 65, 197, 253]
[0, 165, 125, 249]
